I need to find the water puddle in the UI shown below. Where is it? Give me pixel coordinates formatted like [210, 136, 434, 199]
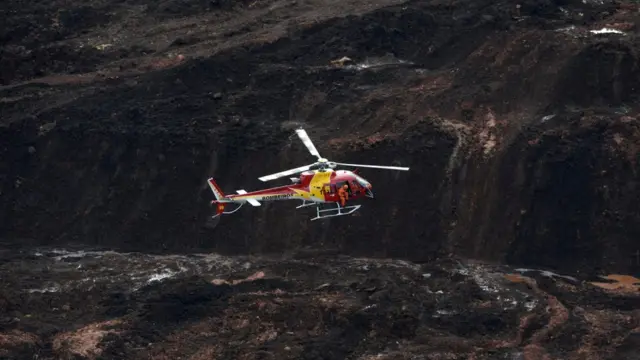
[514, 268, 578, 284]
[590, 28, 625, 35]
[328, 55, 414, 71]
[554, 26, 627, 37]
[344, 57, 413, 71]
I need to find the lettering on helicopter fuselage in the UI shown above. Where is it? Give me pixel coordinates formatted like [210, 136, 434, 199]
[263, 193, 293, 200]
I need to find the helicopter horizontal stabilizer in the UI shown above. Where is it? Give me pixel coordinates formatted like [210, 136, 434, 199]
[235, 190, 261, 206]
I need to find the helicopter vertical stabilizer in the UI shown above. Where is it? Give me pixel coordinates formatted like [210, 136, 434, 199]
[207, 178, 226, 201]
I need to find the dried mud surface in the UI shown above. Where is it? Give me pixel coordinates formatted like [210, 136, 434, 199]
[0, 247, 638, 359]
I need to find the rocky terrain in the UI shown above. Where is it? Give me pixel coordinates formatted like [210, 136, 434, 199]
[0, 246, 638, 359]
[2, 0, 640, 358]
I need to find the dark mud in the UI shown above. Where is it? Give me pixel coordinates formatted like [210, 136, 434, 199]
[0, 248, 638, 359]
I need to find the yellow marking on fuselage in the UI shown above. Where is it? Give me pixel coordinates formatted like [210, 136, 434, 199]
[291, 188, 311, 199]
[309, 170, 332, 198]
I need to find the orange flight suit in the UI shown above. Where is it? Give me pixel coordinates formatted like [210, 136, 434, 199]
[337, 185, 348, 207]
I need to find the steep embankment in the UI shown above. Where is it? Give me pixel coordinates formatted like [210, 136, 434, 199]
[2, 0, 640, 274]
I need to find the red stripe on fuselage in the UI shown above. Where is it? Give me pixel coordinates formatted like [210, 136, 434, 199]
[226, 184, 305, 199]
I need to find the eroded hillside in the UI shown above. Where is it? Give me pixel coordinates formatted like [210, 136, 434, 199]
[2, 0, 640, 275]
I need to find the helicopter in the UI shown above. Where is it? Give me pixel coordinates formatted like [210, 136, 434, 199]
[207, 128, 409, 221]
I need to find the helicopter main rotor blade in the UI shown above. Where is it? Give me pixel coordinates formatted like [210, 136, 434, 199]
[333, 162, 410, 171]
[258, 163, 317, 182]
[295, 129, 321, 159]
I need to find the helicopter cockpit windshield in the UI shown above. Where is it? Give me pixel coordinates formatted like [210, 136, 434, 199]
[354, 175, 374, 198]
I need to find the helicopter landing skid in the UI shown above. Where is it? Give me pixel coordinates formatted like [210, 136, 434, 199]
[311, 202, 361, 221]
[296, 200, 320, 209]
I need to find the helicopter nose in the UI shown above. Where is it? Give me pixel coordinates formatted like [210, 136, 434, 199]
[365, 184, 374, 198]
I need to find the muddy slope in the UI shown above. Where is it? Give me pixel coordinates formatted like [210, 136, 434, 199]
[2, 0, 640, 274]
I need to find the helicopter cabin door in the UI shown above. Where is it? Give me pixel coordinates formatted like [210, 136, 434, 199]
[309, 171, 332, 200]
[321, 183, 333, 199]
